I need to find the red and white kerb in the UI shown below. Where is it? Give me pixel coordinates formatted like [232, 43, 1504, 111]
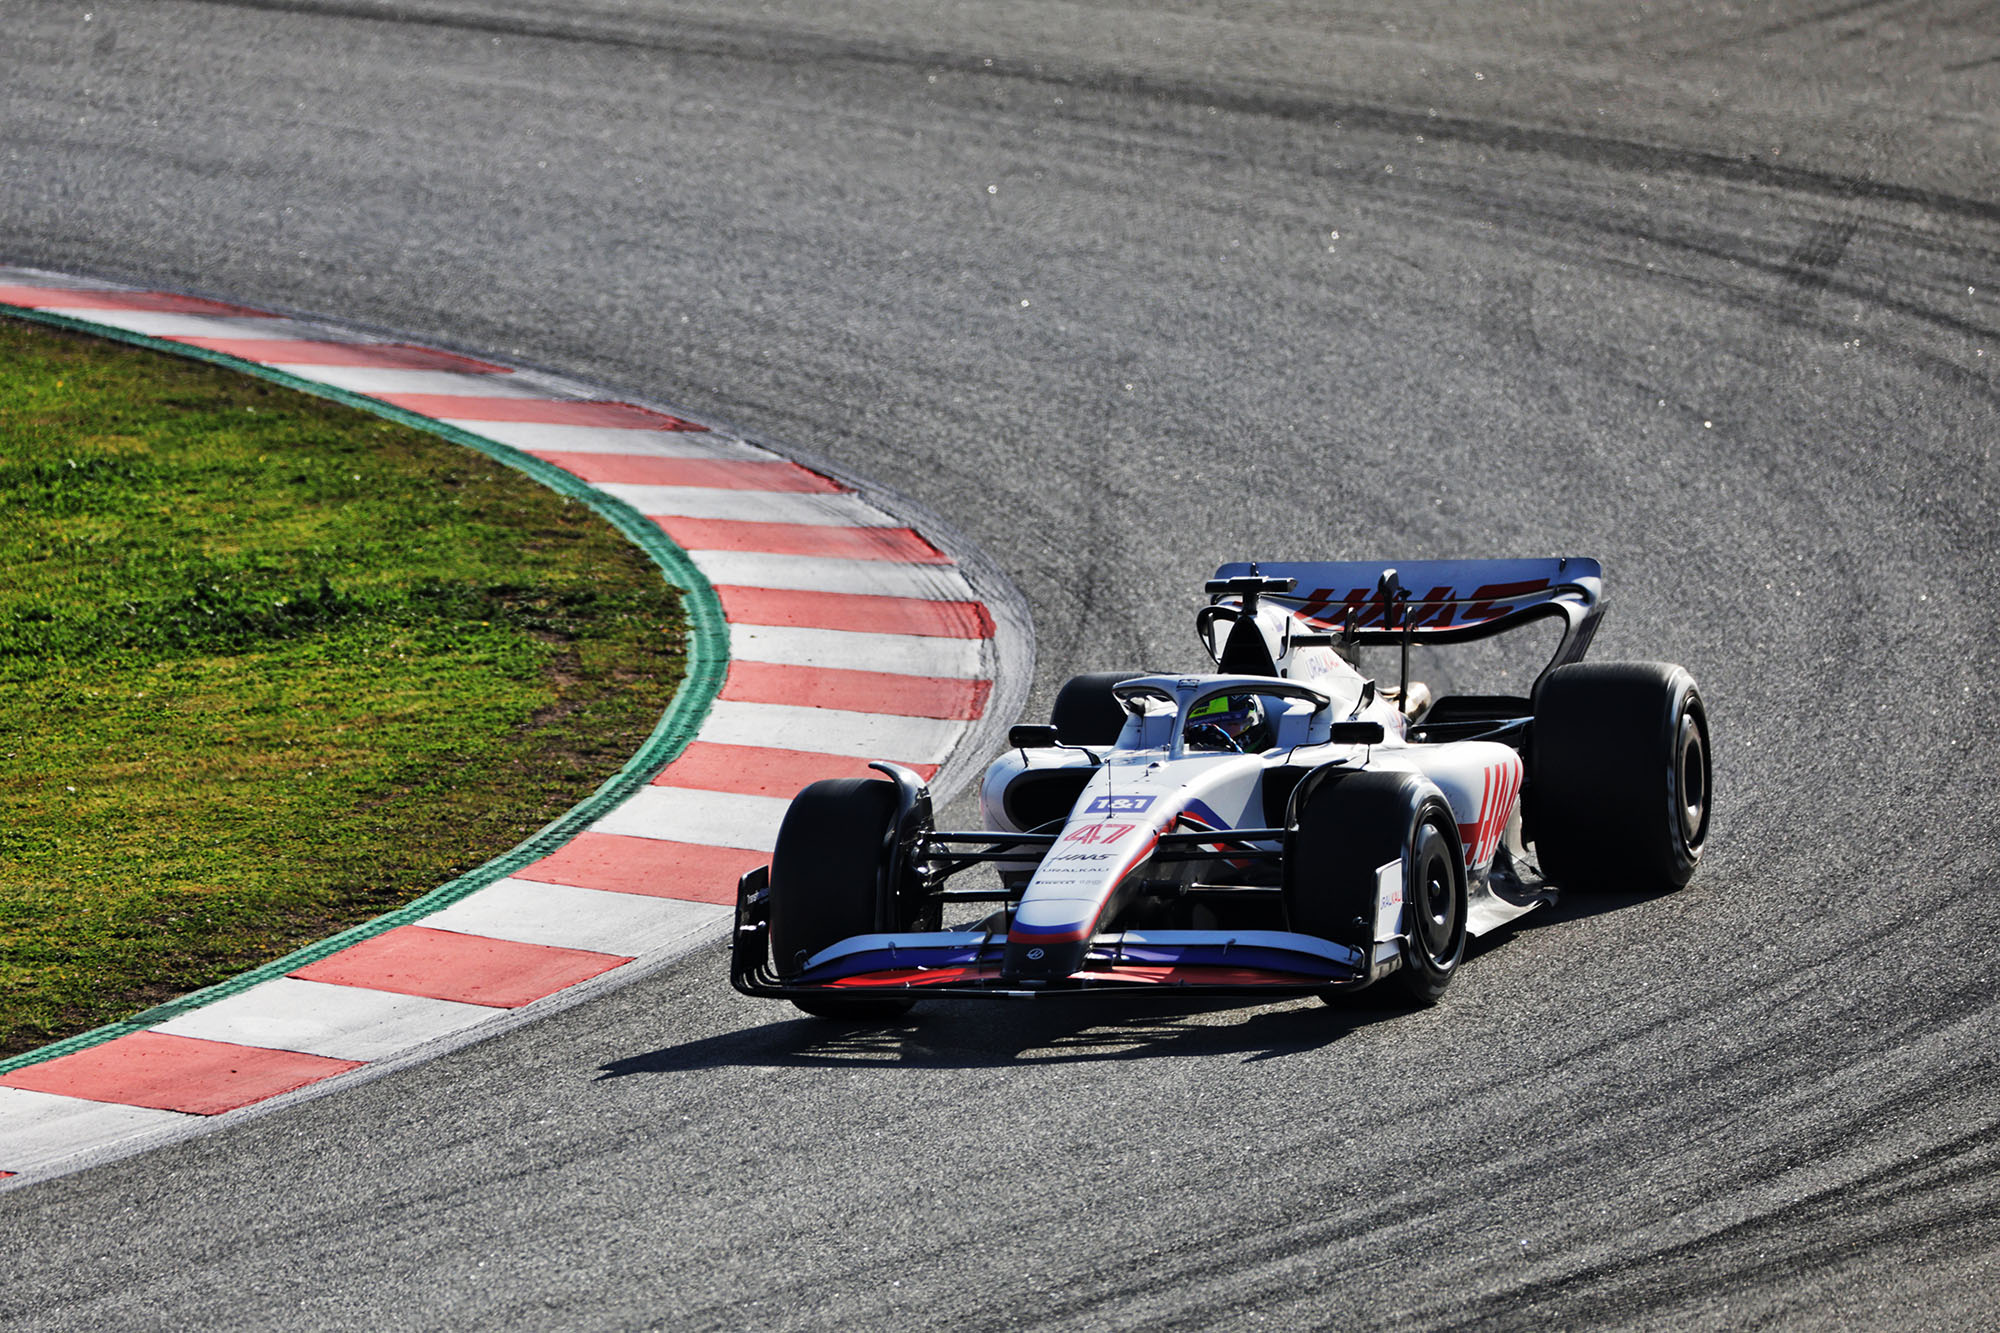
[0, 268, 1007, 1180]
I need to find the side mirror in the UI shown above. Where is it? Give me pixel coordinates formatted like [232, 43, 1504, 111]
[1009, 723, 1062, 750]
[1328, 721, 1385, 745]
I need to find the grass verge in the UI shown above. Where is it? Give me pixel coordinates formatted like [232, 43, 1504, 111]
[0, 316, 688, 1057]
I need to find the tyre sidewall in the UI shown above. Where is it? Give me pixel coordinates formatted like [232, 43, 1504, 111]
[1287, 771, 1467, 1003]
[1530, 662, 1711, 893]
[1395, 796, 1468, 1004]
[767, 778, 898, 978]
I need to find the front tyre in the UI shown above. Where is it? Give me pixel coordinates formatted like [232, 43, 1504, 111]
[767, 778, 914, 1019]
[1396, 809, 1468, 1004]
[1529, 662, 1712, 894]
[1286, 771, 1468, 1006]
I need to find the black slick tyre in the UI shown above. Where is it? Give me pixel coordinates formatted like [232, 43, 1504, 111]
[1051, 672, 1146, 745]
[1286, 770, 1468, 1006]
[1529, 662, 1711, 894]
[767, 778, 913, 1019]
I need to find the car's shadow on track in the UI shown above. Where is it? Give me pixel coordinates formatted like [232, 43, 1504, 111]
[599, 990, 1418, 1077]
[1512, 887, 1667, 927]
[598, 895, 1655, 1079]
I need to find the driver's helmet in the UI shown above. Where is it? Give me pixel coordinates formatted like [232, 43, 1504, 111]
[1186, 693, 1271, 751]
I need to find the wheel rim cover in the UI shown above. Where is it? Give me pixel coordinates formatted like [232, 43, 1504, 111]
[1675, 709, 1708, 849]
[1411, 824, 1460, 964]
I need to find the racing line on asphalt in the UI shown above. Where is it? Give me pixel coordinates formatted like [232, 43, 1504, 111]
[0, 266, 1031, 1185]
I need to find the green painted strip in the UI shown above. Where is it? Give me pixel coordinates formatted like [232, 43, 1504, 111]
[0, 303, 732, 1077]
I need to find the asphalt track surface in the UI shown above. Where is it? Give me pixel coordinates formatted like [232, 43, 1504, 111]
[4, 3, 1998, 1327]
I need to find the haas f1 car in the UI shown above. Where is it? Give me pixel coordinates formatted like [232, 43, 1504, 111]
[732, 558, 1711, 1015]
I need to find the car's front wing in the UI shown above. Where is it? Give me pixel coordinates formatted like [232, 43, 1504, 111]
[731, 867, 1372, 1001]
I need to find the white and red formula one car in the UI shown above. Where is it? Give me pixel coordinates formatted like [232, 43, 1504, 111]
[732, 558, 1711, 1016]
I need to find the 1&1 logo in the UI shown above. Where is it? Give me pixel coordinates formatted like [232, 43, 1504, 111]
[1085, 794, 1157, 816]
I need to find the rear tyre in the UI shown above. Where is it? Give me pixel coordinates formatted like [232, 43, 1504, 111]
[767, 778, 914, 1019]
[1529, 662, 1711, 893]
[1286, 771, 1468, 1006]
[1051, 672, 1146, 745]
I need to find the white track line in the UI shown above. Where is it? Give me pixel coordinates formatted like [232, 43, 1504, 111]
[419, 880, 726, 955]
[149, 979, 497, 1063]
[455, 421, 771, 460]
[263, 366, 542, 396]
[687, 551, 977, 599]
[0, 1089, 191, 1175]
[596, 483, 900, 526]
[696, 700, 969, 764]
[728, 624, 987, 677]
[587, 786, 792, 851]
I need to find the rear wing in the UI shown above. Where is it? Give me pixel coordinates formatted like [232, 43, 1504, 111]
[1209, 557, 1605, 676]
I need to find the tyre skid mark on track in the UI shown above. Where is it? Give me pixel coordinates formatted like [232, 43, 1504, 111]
[0, 267, 1024, 1183]
[1430, 1116, 2000, 1330]
[176, 0, 2000, 228]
